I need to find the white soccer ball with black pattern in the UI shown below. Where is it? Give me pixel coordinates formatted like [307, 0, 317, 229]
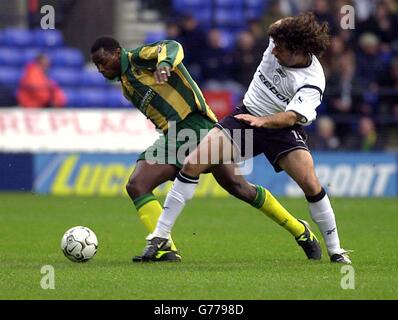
[61, 226, 98, 262]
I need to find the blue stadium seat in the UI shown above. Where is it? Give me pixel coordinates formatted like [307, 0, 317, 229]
[23, 48, 42, 65]
[77, 88, 108, 108]
[106, 88, 131, 108]
[245, 8, 263, 19]
[246, 0, 267, 9]
[81, 70, 108, 88]
[2, 28, 32, 47]
[173, 0, 211, 11]
[145, 31, 166, 44]
[0, 48, 24, 66]
[192, 10, 212, 25]
[34, 29, 64, 48]
[50, 48, 84, 68]
[49, 68, 81, 87]
[0, 66, 22, 87]
[215, 0, 243, 7]
[62, 87, 80, 107]
[0, 32, 5, 46]
[219, 30, 237, 50]
[215, 9, 245, 27]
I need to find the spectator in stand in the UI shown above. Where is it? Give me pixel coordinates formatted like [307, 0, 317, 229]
[231, 31, 262, 96]
[140, 0, 172, 18]
[165, 19, 181, 40]
[246, 19, 269, 53]
[354, 33, 385, 116]
[178, 14, 206, 82]
[17, 54, 66, 108]
[379, 57, 398, 115]
[260, 0, 286, 33]
[201, 29, 234, 90]
[313, 0, 338, 35]
[356, 33, 380, 79]
[308, 116, 340, 151]
[344, 117, 384, 151]
[356, 0, 398, 44]
[324, 49, 356, 140]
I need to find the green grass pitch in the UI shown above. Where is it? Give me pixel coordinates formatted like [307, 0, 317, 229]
[0, 193, 397, 300]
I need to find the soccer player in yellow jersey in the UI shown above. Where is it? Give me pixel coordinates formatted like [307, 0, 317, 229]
[91, 35, 321, 262]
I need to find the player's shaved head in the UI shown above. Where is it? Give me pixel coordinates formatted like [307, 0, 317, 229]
[91, 35, 122, 80]
[91, 35, 121, 54]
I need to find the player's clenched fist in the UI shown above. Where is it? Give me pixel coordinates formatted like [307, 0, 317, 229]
[154, 65, 171, 84]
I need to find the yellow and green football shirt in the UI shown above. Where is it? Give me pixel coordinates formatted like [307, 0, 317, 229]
[119, 40, 217, 132]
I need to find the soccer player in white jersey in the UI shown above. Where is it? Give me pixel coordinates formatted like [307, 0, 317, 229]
[134, 13, 351, 264]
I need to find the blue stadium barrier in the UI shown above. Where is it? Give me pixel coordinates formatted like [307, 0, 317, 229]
[26, 152, 398, 197]
[0, 153, 33, 191]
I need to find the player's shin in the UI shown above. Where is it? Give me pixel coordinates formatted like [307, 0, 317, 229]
[152, 171, 199, 239]
[133, 193, 178, 251]
[252, 185, 305, 237]
[306, 188, 342, 255]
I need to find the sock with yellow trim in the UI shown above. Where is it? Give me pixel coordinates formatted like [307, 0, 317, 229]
[251, 185, 305, 237]
[133, 193, 178, 251]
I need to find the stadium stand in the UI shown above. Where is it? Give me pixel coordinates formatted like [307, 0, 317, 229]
[0, 0, 398, 149]
[0, 27, 127, 108]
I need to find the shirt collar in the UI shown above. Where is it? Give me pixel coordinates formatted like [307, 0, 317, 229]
[120, 47, 129, 75]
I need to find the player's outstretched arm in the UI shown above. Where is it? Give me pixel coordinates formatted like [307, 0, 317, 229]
[234, 111, 299, 128]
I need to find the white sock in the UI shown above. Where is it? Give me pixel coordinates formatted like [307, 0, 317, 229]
[307, 189, 343, 256]
[152, 171, 199, 239]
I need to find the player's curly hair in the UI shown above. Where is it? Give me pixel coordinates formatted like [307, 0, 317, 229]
[268, 12, 330, 56]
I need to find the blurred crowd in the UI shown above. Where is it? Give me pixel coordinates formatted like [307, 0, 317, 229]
[153, 0, 398, 151]
[1, 0, 397, 151]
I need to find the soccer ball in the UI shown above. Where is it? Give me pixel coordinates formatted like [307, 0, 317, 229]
[61, 226, 98, 262]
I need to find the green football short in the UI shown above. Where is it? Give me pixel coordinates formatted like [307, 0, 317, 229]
[137, 111, 215, 168]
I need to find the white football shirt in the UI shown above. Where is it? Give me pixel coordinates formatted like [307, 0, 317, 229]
[243, 38, 325, 126]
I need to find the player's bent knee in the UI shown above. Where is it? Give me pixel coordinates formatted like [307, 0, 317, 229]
[227, 181, 253, 202]
[300, 175, 322, 196]
[126, 179, 149, 199]
[182, 162, 198, 176]
[182, 157, 207, 177]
